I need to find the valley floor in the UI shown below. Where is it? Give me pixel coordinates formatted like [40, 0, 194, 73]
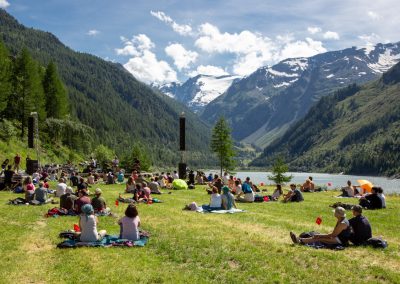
[0, 184, 399, 283]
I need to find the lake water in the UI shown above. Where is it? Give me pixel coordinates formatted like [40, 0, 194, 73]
[206, 171, 400, 194]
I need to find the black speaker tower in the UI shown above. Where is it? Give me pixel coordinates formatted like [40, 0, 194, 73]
[28, 116, 35, 148]
[179, 113, 187, 179]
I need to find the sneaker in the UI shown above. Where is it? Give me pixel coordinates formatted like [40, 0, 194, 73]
[290, 232, 299, 244]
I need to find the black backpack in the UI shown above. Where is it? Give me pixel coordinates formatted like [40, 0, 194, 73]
[366, 237, 388, 248]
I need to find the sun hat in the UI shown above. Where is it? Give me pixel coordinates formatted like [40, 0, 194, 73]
[66, 186, 73, 194]
[222, 186, 230, 193]
[334, 206, 346, 217]
[95, 188, 102, 194]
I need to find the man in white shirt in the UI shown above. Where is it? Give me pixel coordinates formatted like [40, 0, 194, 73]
[56, 178, 68, 197]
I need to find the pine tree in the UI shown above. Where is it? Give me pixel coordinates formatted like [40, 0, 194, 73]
[0, 41, 12, 115]
[43, 61, 68, 118]
[210, 116, 236, 176]
[8, 48, 46, 137]
[268, 157, 293, 185]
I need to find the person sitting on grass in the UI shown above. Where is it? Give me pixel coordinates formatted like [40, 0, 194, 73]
[91, 188, 107, 213]
[301, 179, 313, 192]
[349, 205, 372, 245]
[339, 180, 355, 197]
[75, 189, 91, 214]
[33, 182, 51, 204]
[268, 184, 283, 201]
[233, 180, 242, 195]
[221, 186, 237, 210]
[118, 204, 141, 241]
[149, 177, 162, 194]
[236, 177, 255, 202]
[125, 177, 136, 193]
[117, 171, 125, 183]
[55, 177, 67, 197]
[290, 207, 351, 246]
[359, 187, 383, 210]
[283, 184, 304, 203]
[202, 186, 222, 211]
[377, 187, 386, 209]
[79, 204, 107, 242]
[207, 177, 223, 194]
[23, 176, 35, 202]
[60, 186, 77, 211]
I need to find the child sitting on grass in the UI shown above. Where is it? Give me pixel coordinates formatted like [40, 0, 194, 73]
[118, 204, 141, 241]
[79, 204, 107, 242]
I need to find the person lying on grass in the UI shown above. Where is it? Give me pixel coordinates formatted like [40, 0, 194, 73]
[79, 204, 107, 242]
[283, 184, 304, 203]
[290, 207, 351, 246]
[118, 204, 141, 241]
[222, 186, 237, 210]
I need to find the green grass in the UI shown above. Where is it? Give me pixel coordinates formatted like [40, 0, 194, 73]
[0, 184, 399, 283]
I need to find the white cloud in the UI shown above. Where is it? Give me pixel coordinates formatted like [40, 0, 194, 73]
[188, 65, 229, 77]
[278, 38, 326, 60]
[150, 11, 192, 36]
[87, 29, 100, 36]
[367, 11, 381, 20]
[0, 0, 10, 8]
[165, 43, 198, 70]
[358, 33, 381, 51]
[123, 50, 177, 84]
[323, 31, 340, 40]
[116, 34, 177, 84]
[115, 34, 155, 56]
[307, 27, 321, 34]
[195, 23, 326, 76]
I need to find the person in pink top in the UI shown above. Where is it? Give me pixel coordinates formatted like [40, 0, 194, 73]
[23, 176, 35, 202]
[118, 204, 141, 241]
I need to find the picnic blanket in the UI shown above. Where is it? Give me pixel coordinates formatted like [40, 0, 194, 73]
[57, 234, 149, 248]
[196, 208, 246, 214]
[45, 207, 113, 218]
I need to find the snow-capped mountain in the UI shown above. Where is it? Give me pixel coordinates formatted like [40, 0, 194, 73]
[201, 42, 400, 148]
[157, 74, 242, 112]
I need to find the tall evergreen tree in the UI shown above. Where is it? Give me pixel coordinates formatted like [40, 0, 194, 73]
[210, 116, 236, 176]
[43, 61, 68, 118]
[0, 40, 12, 115]
[7, 48, 46, 137]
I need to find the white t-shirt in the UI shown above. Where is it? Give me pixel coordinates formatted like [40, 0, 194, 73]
[80, 215, 99, 242]
[235, 184, 242, 195]
[120, 216, 140, 241]
[56, 182, 67, 197]
[172, 173, 179, 179]
[210, 193, 222, 208]
[378, 193, 386, 208]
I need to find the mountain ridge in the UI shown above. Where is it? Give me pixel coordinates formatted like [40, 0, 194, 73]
[250, 61, 400, 176]
[0, 9, 213, 166]
[201, 42, 400, 148]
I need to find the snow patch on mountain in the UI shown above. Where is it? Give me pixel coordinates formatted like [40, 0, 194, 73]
[192, 75, 241, 106]
[368, 49, 400, 73]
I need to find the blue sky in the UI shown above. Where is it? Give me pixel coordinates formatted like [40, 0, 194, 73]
[2, 0, 400, 84]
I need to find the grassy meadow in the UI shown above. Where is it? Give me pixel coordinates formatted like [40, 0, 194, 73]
[0, 183, 399, 283]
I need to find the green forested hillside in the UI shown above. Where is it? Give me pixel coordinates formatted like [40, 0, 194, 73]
[0, 10, 212, 167]
[251, 62, 400, 176]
